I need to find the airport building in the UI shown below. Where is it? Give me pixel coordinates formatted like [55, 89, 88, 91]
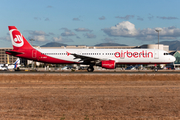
[169, 51, 180, 68]
[0, 48, 17, 64]
[0, 44, 179, 68]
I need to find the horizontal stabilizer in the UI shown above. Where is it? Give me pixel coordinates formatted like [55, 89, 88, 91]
[6, 50, 23, 55]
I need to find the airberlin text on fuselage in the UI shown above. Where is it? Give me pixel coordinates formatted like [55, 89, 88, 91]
[114, 50, 153, 58]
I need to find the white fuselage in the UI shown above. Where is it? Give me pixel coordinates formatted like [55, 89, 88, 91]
[36, 48, 175, 64]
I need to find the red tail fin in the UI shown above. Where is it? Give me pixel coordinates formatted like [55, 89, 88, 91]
[8, 26, 33, 50]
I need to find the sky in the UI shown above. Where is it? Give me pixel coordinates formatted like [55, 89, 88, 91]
[0, 0, 180, 47]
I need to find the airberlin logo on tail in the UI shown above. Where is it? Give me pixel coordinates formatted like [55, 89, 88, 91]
[9, 29, 24, 47]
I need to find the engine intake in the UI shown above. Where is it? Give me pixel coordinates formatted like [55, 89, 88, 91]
[101, 60, 116, 69]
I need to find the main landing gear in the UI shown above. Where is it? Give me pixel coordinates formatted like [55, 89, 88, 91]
[87, 66, 94, 72]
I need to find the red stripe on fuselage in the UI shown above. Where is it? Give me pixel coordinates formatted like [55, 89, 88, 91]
[7, 49, 77, 64]
[116, 62, 171, 64]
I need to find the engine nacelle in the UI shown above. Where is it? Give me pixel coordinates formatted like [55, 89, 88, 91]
[101, 60, 116, 69]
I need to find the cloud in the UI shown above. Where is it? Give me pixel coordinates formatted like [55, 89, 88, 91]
[99, 16, 106, 20]
[115, 15, 134, 20]
[74, 28, 92, 32]
[34, 17, 41, 20]
[73, 18, 80, 21]
[61, 32, 76, 36]
[60, 28, 76, 36]
[138, 26, 180, 40]
[76, 36, 81, 39]
[47, 5, 53, 8]
[31, 36, 46, 42]
[0, 36, 10, 41]
[102, 21, 180, 41]
[148, 14, 154, 20]
[52, 36, 62, 42]
[34, 17, 50, 21]
[27, 30, 48, 36]
[1, 31, 50, 43]
[25, 30, 50, 42]
[49, 32, 54, 35]
[137, 16, 143, 21]
[61, 28, 71, 32]
[102, 21, 138, 37]
[157, 16, 178, 20]
[52, 36, 73, 42]
[45, 18, 50, 21]
[84, 33, 96, 38]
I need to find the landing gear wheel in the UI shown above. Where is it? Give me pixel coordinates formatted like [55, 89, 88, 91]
[154, 68, 158, 72]
[87, 67, 94, 72]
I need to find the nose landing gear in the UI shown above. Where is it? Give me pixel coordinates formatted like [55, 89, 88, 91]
[154, 67, 158, 72]
[154, 64, 158, 72]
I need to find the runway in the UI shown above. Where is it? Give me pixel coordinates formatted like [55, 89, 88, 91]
[0, 70, 180, 75]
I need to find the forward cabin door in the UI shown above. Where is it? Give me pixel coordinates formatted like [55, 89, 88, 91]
[154, 50, 159, 59]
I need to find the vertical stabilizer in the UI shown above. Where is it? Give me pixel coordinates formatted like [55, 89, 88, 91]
[8, 26, 33, 50]
[13, 58, 20, 65]
[13, 58, 20, 69]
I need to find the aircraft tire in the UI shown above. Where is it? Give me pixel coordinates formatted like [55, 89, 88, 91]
[87, 67, 94, 72]
[154, 68, 158, 72]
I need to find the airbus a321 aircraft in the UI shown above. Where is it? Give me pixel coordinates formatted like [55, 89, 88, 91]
[6, 26, 176, 72]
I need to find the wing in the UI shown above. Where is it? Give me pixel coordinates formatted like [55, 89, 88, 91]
[71, 53, 100, 64]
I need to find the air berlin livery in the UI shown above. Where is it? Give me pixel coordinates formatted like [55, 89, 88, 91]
[6, 26, 176, 72]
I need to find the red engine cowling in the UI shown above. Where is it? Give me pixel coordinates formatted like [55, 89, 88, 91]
[101, 60, 116, 69]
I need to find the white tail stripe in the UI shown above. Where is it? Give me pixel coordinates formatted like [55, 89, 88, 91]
[9, 29, 24, 47]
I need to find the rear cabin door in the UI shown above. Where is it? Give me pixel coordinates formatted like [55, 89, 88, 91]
[32, 50, 37, 58]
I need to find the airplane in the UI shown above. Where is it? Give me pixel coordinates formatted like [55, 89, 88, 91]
[0, 66, 7, 71]
[0, 58, 21, 71]
[6, 58, 21, 70]
[6, 26, 176, 72]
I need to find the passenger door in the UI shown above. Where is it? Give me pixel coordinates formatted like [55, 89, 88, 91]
[154, 50, 159, 59]
[32, 50, 37, 58]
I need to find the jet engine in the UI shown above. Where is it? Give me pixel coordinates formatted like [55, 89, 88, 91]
[101, 60, 116, 69]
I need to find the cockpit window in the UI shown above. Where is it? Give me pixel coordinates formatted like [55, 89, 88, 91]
[164, 53, 169, 55]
